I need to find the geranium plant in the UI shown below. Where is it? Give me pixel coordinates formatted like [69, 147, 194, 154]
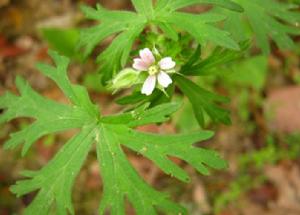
[1, 0, 299, 214]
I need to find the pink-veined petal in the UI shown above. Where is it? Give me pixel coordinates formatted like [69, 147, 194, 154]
[133, 58, 149, 71]
[157, 71, 172, 88]
[159, 57, 176, 70]
[141, 75, 156, 96]
[139, 48, 155, 66]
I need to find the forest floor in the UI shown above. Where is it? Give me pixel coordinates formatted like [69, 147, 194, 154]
[0, 0, 300, 215]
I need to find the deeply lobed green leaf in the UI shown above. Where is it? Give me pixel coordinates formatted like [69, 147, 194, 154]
[220, 0, 300, 53]
[158, 11, 240, 50]
[79, 4, 147, 83]
[0, 77, 94, 156]
[174, 74, 231, 127]
[11, 125, 96, 215]
[0, 51, 227, 215]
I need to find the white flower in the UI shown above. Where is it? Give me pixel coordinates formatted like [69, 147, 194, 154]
[133, 48, 175, 96]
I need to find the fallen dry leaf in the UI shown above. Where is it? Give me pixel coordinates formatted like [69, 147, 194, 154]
[265, 86, 300, 133]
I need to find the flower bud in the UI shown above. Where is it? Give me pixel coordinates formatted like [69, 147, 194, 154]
[110, 68, 140, 91]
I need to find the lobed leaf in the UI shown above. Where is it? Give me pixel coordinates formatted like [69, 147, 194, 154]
[11, 125, 96, 215]
[79, 4, 147, 82]
[221, 0, 300, 53]
[181, 40, 250, 76]
[115, 126, 227, 181]
[174, 74, 231, 126]
[0, 76, 92, 156]
[97, 124, 187, 215]
[0, 51, 227, 215]
[36, 51, 98, 117]
[96, 23, 145, 82]
[157, 11, 240, 50]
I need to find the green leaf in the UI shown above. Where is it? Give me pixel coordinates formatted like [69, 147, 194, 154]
[157, 11, 240, 50]
[82, 72, 108, 93]
[11, 125, 96, 215]
[181, 40, 250, 76]
[36, 50, 99, 117]
[101, 102, 181, 127]
[222, 0, 300, 53]
[80, 0, 243, 83]
[96, 23, 145, 82]
[0, 51, 226, 214]
[155, 0, 243, 12]
[79, 4, 147, 82]
[0, 76, 93, 156]
[97, 124, 187, 215]
[157, 22, 179, 41]
[174, 99, 200, 133]
[115, 126, 226, 180]
[115, 90, 147, 105]
[116, 85, 174, 107]
[96, 124, 226, 215]
[174, 74, 231, 126]
[131, 0, 154, 19]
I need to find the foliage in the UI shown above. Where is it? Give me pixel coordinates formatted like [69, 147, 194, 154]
[180, 41, 250, 76]
[115, 41, 250, 127]
[174, 74, 231, 126]
[2, 0, 300, 214]
[79, 0, 242, 82]
[220, 0, 300, 53]
[0, 51, 227, 215]
[174, 52, 268, 129]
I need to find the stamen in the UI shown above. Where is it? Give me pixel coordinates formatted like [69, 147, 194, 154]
[148, 65, 159, 75]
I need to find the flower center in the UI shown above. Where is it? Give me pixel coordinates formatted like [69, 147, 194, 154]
[148, 65, 159, 76]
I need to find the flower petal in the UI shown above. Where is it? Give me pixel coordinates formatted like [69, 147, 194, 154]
[139, 48, 155, 66]
[141, 75, 156, 96]
[159, 57, 176, 70]
[133, 58, 149, 71]
[157, 71, 172, 88]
